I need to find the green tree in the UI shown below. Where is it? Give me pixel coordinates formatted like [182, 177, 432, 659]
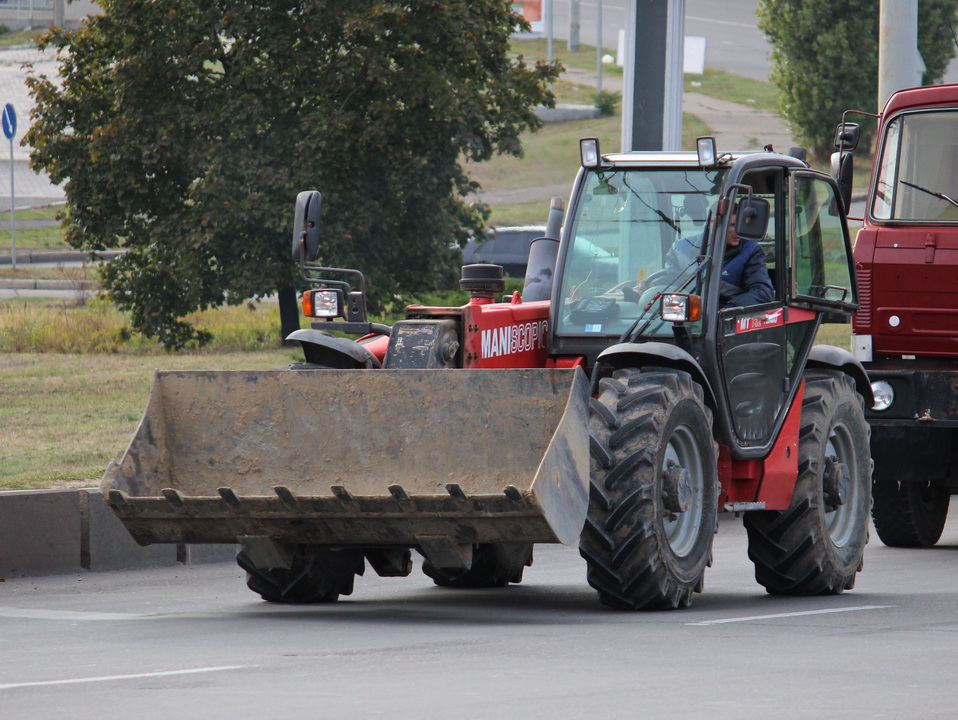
[757, 0, 958, 160]
[26, 0, 560, 349]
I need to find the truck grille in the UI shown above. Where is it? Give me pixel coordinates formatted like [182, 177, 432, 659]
[855, 267, 872, 328]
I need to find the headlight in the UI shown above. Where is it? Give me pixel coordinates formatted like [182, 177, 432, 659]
[580, 137, 601, 168]
[871, 380, 895, 412]
[661, 293, 701, 323]
[303, 289, 344, 318]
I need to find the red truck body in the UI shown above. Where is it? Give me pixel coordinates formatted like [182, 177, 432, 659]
[851, 84, 958, 546]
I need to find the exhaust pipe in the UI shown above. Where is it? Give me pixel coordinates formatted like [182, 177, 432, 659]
[522, 196, 565, 302]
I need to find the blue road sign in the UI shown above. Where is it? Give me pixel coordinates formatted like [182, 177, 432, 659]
[2, 104, 15, 140]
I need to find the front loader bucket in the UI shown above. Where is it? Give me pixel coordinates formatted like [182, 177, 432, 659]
[102, 368, 590, 555]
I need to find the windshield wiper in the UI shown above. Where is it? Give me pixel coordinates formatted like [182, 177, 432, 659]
[901, 180, 958, 209]
[617, 254, 705, 343]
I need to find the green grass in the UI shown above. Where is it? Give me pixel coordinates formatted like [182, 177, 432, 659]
[0, 349, 300, 490]
[0, 262, 98, 281]
[473, 111, 712, 226]
[0, 29, 41, 49]
[0, 204, 67, 253]
[0, 296, 291, 353]
[509, 36, 624, 78]
[684, 68, 779, 112]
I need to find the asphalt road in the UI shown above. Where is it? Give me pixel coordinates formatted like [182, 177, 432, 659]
[3, 511, 958, 720]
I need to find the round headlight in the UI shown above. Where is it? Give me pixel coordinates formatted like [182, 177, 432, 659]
[871, 380, 895, 412]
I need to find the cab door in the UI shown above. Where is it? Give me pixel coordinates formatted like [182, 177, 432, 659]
[716, 170, 789, 450]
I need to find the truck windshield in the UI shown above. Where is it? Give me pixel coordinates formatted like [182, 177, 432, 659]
[556, 166, 727, 338]
[873, 110, 958, 221]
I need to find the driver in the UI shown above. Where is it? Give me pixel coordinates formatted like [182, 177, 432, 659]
[654, 205, 773, 308]
[717, 209, 773, 307]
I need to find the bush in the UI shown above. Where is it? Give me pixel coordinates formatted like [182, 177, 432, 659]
[593, 90, 619, 117]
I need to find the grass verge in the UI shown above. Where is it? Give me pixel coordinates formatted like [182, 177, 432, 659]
[474, 111, 711, 226]
[0, 297, 287, 353]
[0, 350, 300, 490]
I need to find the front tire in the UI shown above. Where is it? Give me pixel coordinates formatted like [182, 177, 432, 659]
[579, 367, 718, 610]
[872, 479, 950, 548]
[744, 370, 871, 595]
[237, 545, 365, 603]
[422, 544, 534, 588]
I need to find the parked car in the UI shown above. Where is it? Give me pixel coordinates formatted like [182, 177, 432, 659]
[462, 226, 617, 287]
[461, 226, 546, 278]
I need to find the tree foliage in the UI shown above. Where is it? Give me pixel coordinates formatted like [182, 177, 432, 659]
[757, 0, 958, 160]
[26, 0, 560, 349]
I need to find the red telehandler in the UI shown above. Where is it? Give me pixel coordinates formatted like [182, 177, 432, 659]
[103, 137, 873, 610]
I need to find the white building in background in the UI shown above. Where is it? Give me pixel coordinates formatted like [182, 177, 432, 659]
[0, 0, 99, 31]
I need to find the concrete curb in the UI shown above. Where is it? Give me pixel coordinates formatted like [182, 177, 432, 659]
[0, 488, 238, 578]
[536, 103, 603, 123]
[0, 250, 123, 265]
[0, 278, 96, 290]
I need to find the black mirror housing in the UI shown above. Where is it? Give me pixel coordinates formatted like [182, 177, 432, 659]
[292, 190, 322, 262]
[833, 122, 861, 151]
[830, 151, 854, 212]
[734, 196, 770, 241]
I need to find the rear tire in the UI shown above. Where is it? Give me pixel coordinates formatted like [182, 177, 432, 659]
[744, 370, 871, 595]
[579, 367, 718, 610]
[422, 544, 534, 588]
[237, 545, 365, 603]
[872, 479, 950, 548]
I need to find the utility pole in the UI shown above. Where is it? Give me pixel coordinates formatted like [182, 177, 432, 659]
[878, 0, 923, 110]
[621, 0, 685, 151]
[569, 0, 580, 52]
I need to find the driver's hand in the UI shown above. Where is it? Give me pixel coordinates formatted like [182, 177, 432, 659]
[620, 284, 640, 303]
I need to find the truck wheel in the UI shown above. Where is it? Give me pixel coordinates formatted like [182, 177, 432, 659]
[237, 545, 365, 603]
[579, 367, 718, 610]
[872, 479, 950, 547]
[744, 370, 871, 595]
[421, 543, 534, 588]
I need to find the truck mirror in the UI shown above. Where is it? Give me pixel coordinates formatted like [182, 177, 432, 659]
[833, 122, 861, 151]
[830, 152, 854, 212]
[292, 190, 322, 262]
[734, 196, 770, 241]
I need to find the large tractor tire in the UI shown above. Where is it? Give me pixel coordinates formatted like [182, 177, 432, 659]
[744, 370, 871, 595]
[422, 544, 534, 588]
[579, 367, 719, 610]
[872, 479, 950, 548]
[237, 545, 365, 603]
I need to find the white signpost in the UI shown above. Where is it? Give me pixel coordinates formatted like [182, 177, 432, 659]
[2, 103, 15, 269]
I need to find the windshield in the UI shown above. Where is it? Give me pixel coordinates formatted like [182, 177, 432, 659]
[555, 166, 727, 338]
[873, 110, 958, 221]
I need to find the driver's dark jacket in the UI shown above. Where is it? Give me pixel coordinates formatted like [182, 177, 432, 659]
[665, 234, 773, 308]
[719, 239, 773, 307]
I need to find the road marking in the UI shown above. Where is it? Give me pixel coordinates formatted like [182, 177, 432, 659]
[0, 607, 145, 621]
[686, 15, 757, 31]
[687, 605, 895, 626]
[0, 666, 245, 690]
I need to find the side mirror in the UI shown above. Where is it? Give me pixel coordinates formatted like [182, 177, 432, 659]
[833, 122, 861, 151]
[735, 196, 770, 241]
[292, 190, 322, 262]
[830, 151, 854, 212]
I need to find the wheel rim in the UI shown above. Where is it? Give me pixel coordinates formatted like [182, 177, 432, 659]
[662, 424, 706, 557]
[823, 421, 859, 547]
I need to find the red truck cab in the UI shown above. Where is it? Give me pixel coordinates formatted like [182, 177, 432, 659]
[850, 84, 958, 547]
